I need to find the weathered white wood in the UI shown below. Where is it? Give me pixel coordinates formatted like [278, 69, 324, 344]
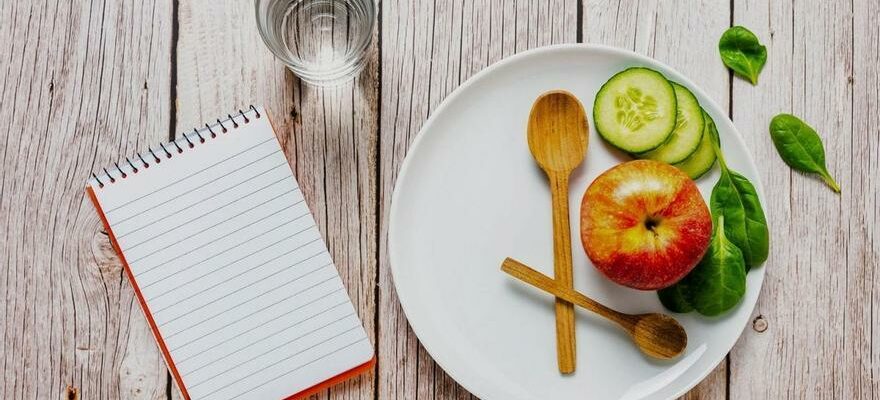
[729, 0, 878, 399]
[378, 1, 577, 398]
[581, 1, 732, 398]
[174, 1, 379, 399]
[0, 1, 173, 399]
[850, 2, 880, 397]
[2, 0, 877, 398]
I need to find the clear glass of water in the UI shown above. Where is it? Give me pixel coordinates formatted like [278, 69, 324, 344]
[255, 0, 375, 86]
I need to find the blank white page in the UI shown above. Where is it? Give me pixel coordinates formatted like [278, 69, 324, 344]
[87, 106, 373, 400]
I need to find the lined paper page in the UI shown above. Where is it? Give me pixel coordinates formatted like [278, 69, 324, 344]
[88, 108, 373, 400]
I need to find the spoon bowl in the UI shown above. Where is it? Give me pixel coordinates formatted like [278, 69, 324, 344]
[501, 257, 688, 360]
[527, 91, 589, 173]
[526, 90, 589, 373]
[631, 313, 688, 359]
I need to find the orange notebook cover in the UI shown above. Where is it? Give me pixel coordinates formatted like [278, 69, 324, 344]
[86, 106, 374, 400]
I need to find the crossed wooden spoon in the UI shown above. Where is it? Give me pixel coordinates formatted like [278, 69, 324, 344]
[501, 257, 688, 360]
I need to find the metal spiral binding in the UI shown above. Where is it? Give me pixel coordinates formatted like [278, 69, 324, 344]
[89, 105, 262, 188]
[205, 123, 216, 138]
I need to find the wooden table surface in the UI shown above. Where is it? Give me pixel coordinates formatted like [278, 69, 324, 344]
[1, 0, 877, 399]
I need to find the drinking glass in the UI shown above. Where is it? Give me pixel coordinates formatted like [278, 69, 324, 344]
[255, 0, 376, 86]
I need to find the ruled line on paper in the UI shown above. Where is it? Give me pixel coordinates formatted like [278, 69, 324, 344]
[115, 162, 289, 238]
[177, 300, 351, 371]
[163, 273, 339, 339]
[225, 337, 370, 400]
[140, 212, 312, 287]
[151, 248, 326, 317]
[157, 261, 334, 326]
[127, 196, 304, 268]
[178, 299, 356, 372]
[104, 137, 276, 215]
[131, 203, 308, 278]
[197, 327, 364, 396]
[123, 183, 295, 251]
[146, 235, 323, 302]
[140, 213, 312, 292]
[185, 313, 358, 385]
[170, 288, 346, 355]
[112, 152, 285, 227]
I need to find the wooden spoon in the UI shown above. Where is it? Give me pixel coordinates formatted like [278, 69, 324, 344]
[501, 257, 688, 360]
[527, 90, 588, 373]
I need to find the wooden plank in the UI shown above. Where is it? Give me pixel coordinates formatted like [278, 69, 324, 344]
[581, 1, 730, 398]
[377, 1, 577, 398]
[850, 1, 880, 397]
[0, 0, 173, 399]
[729, 0, 878, 398]
[174, 1, 379, 399]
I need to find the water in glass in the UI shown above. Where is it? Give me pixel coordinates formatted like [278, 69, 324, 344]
[255, 0, 375, 86]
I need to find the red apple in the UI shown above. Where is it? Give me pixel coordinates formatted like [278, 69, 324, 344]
[580, 160, 712, 290]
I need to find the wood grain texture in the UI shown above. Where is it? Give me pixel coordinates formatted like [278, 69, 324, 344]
[174, 1, 379, 399]
[850, 1, 880, 396]
[2, 0, 879, 399]
[378, 1, 577, 398]
[527, 90, 590, 373]
[581, 1, 732, 398]
[729, 0, 878, 398]
[0, 1, 173, 399]
[501, 258, 688, 360]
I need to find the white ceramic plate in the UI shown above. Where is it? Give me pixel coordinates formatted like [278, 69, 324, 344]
[389, 44, 766, 400]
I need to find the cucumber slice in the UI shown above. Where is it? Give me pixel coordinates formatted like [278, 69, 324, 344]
[593, 67, 677, 153]
[673, 110, 718, 179]
[640, 82, 705, 164]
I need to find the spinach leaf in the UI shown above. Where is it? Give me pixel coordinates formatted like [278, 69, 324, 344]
[769, 114, 841, 193]
[718, 26, 767, 85]
[707, 121, 770, 268]
[656, 112, 770, 316]
[710, 169, 769, 268]
[657, 284, 693, 313]
[681, 216, 747, 316]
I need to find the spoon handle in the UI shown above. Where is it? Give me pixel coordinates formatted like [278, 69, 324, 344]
[502, 257, 688, 360]
[500, 257, 636, 329]
[547, 174, 577, 374]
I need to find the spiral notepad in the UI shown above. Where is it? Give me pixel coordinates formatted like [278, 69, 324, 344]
[86, 106, 374, 400]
